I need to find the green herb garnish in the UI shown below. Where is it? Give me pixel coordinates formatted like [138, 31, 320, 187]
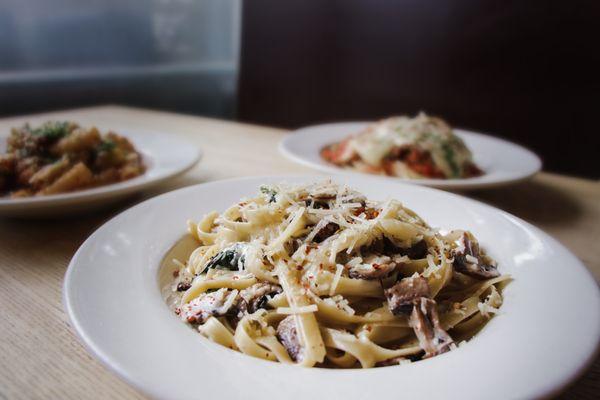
[98, 140, 116, 152]
[31, 121, 70, 140]
[442, 143, 460, 177]
[205, 245, 245, 270]
[260, 185, 278, 203]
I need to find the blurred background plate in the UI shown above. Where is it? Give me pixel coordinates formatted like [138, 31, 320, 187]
[0, 128, 201, 217]
[280, 122, 541, 190]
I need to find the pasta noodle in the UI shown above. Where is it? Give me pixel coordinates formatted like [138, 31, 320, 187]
[164, 181, 510, 368]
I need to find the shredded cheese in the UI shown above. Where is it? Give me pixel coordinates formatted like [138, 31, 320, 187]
[329, 264, 344, 296]
[276, 304, 319, 315]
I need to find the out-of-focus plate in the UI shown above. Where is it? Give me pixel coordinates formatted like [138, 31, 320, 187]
[0, 128, 201, 217]
[280, 122, 541, 190]
[64, 175, 599, 400]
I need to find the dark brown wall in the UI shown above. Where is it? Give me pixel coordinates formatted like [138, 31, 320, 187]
[238, 0, 600, 178]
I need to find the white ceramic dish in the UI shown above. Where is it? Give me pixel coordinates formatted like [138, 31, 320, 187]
[64, 175, 599, 400]
[280, 122, 542, 190]
[0, 128, 201, 217]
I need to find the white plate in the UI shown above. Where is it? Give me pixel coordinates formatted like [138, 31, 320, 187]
[0, 129, 201, 217]
[63, 175, 599, 400]
[280, 122, 542, 190]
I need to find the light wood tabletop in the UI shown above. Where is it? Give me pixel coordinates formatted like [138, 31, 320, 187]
[0, 105, 598, 399]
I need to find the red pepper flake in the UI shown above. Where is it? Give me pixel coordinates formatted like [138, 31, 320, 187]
[187, 316, 197, 323]
[305, 243, 318, 254]
[172, 270, 180, 278]
[363, 208, 380, 219]
[353, 207, 365, 216]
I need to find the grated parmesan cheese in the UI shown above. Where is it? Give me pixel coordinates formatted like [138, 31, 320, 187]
[329, 264, 344, 296]
[477, 301, 500, 318]
[276, 304, 319, 315]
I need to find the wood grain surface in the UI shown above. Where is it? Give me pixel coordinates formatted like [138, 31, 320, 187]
[0, 106, 598, 399]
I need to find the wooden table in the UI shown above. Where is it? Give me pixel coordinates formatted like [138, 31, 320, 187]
[0, 105, 598, 399]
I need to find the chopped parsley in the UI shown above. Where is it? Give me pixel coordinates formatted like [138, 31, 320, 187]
[260, 185, 278, 203]
[98, 140, 116, 152]
[441, 143, 460, 178]
[31, 121, 70, 140]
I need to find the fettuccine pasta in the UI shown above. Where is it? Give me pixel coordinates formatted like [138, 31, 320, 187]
[164, 181, 510, 368]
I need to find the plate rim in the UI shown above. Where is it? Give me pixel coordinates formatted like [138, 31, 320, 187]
[279, 122, 542, 190]
[63, 174, 599, 400]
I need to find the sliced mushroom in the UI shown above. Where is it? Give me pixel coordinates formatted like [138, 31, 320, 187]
[380, 237, 429, 259]
[399, 239, 429, 259]
[276, 315, 303, 362]
[384, 276, 431, 315]
[409, 297, 454, 358]
[180, 288, 239, 324]
[304, 192, 335, 209]
[453, 232, 500, 279]
[374, 356, 407, 367]
[237, 283, 282, 314]
[313, 222, 340, 243]
[348, 254, 399, 280]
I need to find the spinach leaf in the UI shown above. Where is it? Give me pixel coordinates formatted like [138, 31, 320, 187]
[205, 244, 245, 270]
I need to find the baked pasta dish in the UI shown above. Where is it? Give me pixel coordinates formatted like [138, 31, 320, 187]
[0, 121, 145, 197]
[165, 181, 509, 368]
[321, 113, 482, 179]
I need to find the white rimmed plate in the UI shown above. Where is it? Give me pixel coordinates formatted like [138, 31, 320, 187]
[0, 129, 201, 217]
[63, 175, 599, 400]
[280, 122, 542, 190]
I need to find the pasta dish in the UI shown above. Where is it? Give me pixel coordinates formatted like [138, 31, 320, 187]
[321, 113, 482, 179]
[0, 121, 145, 197]
[165, 181, 509, 368]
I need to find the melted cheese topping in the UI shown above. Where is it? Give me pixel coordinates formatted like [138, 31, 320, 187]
[341, 113, 476, 178]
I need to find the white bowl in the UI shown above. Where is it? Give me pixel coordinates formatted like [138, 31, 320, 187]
[280, 122, 542, 190]
[64, 175, 599, 400]
[0, 128, 201, 217]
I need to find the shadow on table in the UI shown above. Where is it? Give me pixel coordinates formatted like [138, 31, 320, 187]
[557, 354, 600, 399]
[466, 179, 582, 227]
